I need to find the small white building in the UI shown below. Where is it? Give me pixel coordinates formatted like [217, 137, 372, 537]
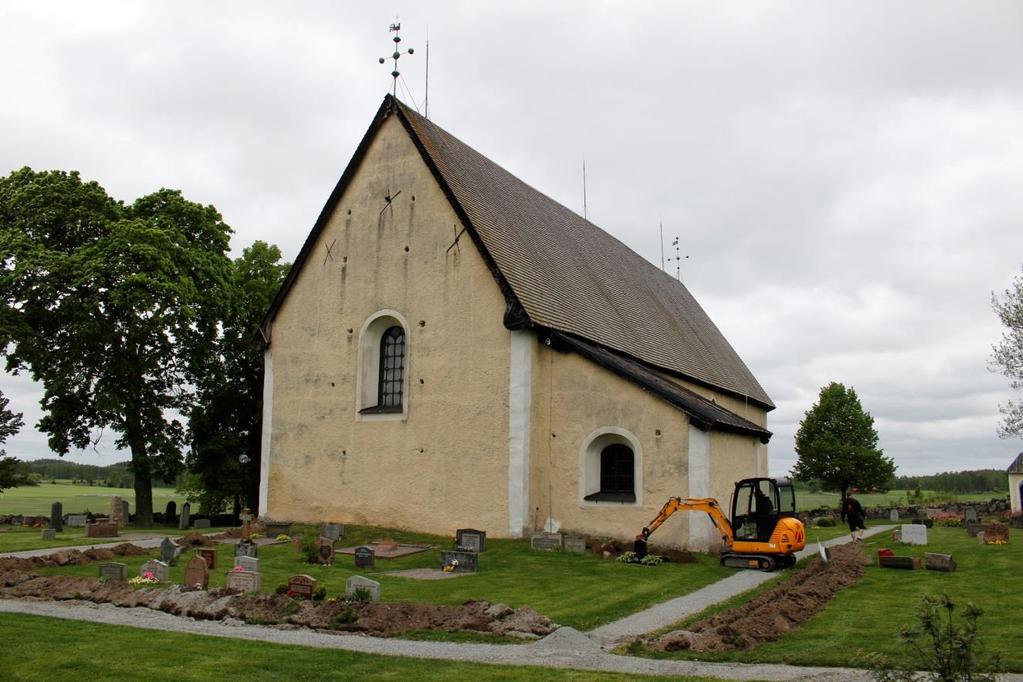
[1010, 452, 1023, 515]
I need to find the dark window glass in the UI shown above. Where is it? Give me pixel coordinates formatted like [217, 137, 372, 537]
[600, 444, 634, 494]
[378, 326, 405, 408]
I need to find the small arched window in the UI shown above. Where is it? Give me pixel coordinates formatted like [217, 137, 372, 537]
[583, 439, 637, 503]
[378, 326, 405, 409]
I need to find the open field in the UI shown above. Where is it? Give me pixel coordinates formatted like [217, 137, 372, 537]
[641, 525, 1023, 671]
[34, 523, 733, 631]
[795, 488, 1007, 511]
[0, 612, 697, 682]
[0, 481, 185, 516]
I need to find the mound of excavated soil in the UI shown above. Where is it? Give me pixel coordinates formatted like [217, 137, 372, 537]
[650, 543, 871, 653]
[0, 543, 148, 575]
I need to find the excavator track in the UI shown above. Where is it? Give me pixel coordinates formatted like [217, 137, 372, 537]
[720, 553, 780, 571]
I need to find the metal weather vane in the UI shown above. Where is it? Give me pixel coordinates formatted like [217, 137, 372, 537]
[379, 20, 414, 97]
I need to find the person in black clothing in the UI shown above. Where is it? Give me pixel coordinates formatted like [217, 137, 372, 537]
[754, 488, 774, 541]
[845, 495, 866, 541]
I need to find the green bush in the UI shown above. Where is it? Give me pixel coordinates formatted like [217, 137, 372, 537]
[312, 586, 326, 602]
[274, 583, 288, 595]
[331, 608, 358, 627]
[815, 517, 837, 527]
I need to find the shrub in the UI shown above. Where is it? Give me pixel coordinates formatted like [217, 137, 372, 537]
[312, 586, 327, 602]
[616, 551, 638, 563]
[350, 587, 372, 603]
[815, 517, 837, 527]
[639, 554, 664, 566]
[274, 583, 288, 595]
[332, 608, 358, 627]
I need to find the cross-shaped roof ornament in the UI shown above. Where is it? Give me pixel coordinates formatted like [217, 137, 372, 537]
[379, 20, 414, 97]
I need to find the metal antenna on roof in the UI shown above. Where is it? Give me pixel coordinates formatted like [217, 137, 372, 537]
[379, 19, 414, 97]
[666, 236, 689, 281]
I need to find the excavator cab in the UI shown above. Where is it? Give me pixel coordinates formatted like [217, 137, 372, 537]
[731, 478, 781, 542]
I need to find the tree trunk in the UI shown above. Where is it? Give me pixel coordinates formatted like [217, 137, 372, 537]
[125, 409, 154, 527]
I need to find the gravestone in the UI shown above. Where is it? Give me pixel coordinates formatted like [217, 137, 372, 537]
[456, 528, 486, 552]
[879, 555, 920, 570]
[354, 546, 375, 568]
[179, 502, 191, 530]
[227, 569, 261, 593]
[120, 500, 130, 526]
[964, 507, 978, 524]
[66, 514, 87, 528]
[198, 547, 217, 569]
[41, 529, 56, 541]
[345, 575, 380, 601]
[99, 562, 127, 581]
[165, 500, 177, 523]
[264, 521, 293, 537]
[184, 554, 210, 589]
[440, 549, 479, 573]
[901, 524, 928, 545]
[109, 496, 125, 528]
[889, 509, 899, 522]
[160, 537, 181, 565]
[287, 574, 316, 598]
[86, 521, 118, 538]
[140, 559, 169, 582]
[193, 518, 211, 529]
[530, 532, 563, 551]
[924, 553, 956, 572]
[983, 523, 1010, 544]
[50, 502, 63, 532]
[235, 539, 258, 559]
[240, 507, 254, 539]
[317, 537, 335, 566]
[234, 555, 259, 573]
[563, 536, 587, 553]
[322, 522, 344, 542]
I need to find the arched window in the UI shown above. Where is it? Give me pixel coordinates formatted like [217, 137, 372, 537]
[599, 444, 634, 498]
[378, 326, 405, 409]
[581, 429, 641, 504]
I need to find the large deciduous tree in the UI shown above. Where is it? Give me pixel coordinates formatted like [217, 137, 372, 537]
[792, 381, 896, 513]
[992, 268, 1023, 438]
[0, 168, 231, 523]
[0, 389, 35, 493]
[186, 241, 288, 516]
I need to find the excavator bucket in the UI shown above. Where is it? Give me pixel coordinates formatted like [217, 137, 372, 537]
[633, 538, 648, 559]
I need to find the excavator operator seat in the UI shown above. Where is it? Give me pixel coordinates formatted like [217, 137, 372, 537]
[731, 478, 780, 543]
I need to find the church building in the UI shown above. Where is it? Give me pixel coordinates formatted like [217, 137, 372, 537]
[257, 95, 774, 550]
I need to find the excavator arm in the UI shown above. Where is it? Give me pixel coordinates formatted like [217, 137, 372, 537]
[634, 496, 735, 558]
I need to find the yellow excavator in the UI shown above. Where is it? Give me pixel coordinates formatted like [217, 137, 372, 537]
[634, 477, 806, 571]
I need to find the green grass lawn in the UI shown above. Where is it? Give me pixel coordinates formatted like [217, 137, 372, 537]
[0, 612, 711, 682]
[0, 481, 186, 516]
[36, 523, 735, 631]
[640, 526, 1023, 671]
[796, 488, 1008, 511]
[0, 526, 231, 553]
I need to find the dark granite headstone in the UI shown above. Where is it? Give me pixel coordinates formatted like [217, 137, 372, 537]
[440, 549, 479, 572]
[160, 537, 180, 565]
[50, 502, 63, 532]
[322, 523, 344, 542]
[120, 500, 130, 526]
[165, 500, 177, 524]
[235, 539, 258, 559]
[184, 554, 209, 589]
[99, 562, 127, 581]
[193, 518, 211, 529]
[287, 574, 316, 598]
[264, 521, 293, 537]
[198, 547, 216, 569]
[179, 502, 191, 531]
[456, 528, 486, 552]
[924, 552, 956, 572]
[140, 559, 169, 582]
[317, 537, 335, 565]
[354, 546, 375, 568]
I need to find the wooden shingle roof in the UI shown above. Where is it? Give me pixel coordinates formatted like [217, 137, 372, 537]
[263, 95, 773, 410]
[1008, 452, 1023, 474]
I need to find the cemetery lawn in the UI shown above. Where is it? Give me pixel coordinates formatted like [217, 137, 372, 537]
[637, 526, 1023, 672]
[37, 523, 734, 631]
[0, 481, 186, 516]
[0, 612, 713, 682]
[0, 526, 231, 553]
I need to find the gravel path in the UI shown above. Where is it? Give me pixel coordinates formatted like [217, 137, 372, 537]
[588, 525, 895, 647]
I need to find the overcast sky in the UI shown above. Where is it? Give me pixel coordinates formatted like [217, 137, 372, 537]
[2, 1, 1022, 478]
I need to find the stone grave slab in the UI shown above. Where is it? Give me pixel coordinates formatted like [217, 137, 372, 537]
[901, 524, 928, 545]
[234, 556, 259, 573]
[322, 523, 344, 542]
[99, 562, 127, 581]
[197, 547, 217, 569]
[264, 521, 293, 537]
[456, 528, 486, 552]
[86, 521, 118, 538]
[140, 559, 169, 582]
[66, 514, 87, 528]
[924, 553, 956, 572]
[160, 537, 181, 565]
[226, 570, 261, 593]
[287, 574, 317, 598]
[337, 543, 432, 559]
[563, 536, 587, 553]
[983, 523, 1010, 544]
[179, 502, 191, 530]
[889, 509, 899, 522]
[440, 549, 478, 573]
[40, 529, 56, 541]
[193, 518, 211, 530]
[530, 532, 563, 551]
[354, 546, 375, 568]
[184, 554, 209, 589]
[235, 539, 258, 559]
[345, 575, 381, 601]
[50, 502, 63, 532]
[317, 537, 335, 565]
[879, 556, 920, 570]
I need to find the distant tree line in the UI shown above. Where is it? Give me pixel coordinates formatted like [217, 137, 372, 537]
[891, 469, 1008, 494]
[21, 458, 180, 489]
